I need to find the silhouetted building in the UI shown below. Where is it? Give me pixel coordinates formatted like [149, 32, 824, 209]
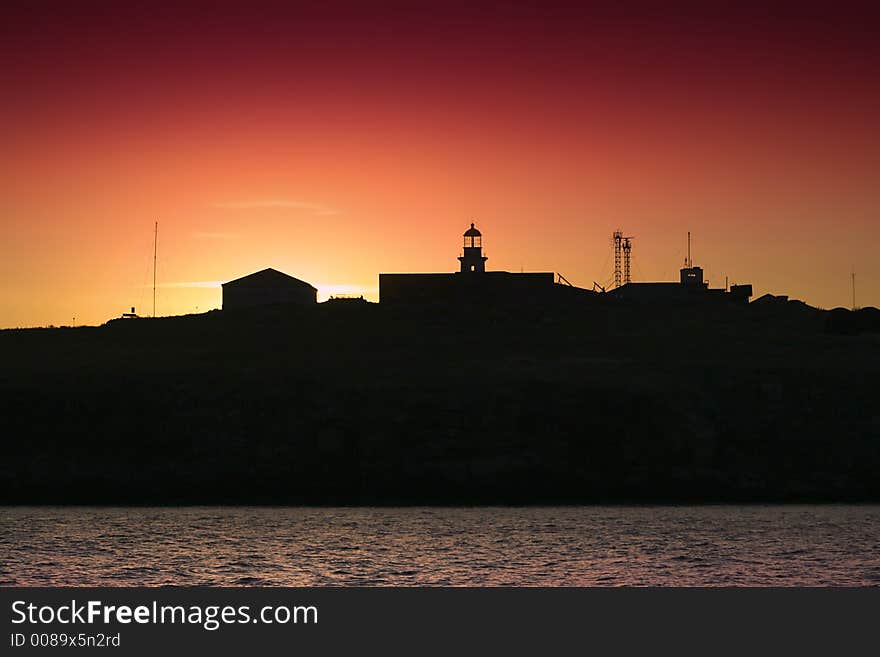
[380, 223, 576, 305]
[608, 261, 752, 304]
[752, 293, 789, 305]
[380, 271, 557, 305]
[680, 265, 707, 288]
[729, 284, 753, 302]
[608, 282, 700, 303]
[222, 268, 317, 310]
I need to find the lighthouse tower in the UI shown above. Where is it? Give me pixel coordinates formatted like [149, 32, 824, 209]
[458, 223, 488, 273]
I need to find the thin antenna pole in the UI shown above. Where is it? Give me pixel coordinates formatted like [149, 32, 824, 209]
[153, 221, 158, 318]
[687, 231, 691, 268]
[852, 268, 856, 311]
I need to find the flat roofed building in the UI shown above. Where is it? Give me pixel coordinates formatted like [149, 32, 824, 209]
[379, 271, 556, 305]
[379, 223, 566, 305]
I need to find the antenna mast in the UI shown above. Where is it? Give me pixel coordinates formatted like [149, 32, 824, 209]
[613, 230, 623, 288]
[623, 236, 633, 285]
[613, 230, 634, 287]
[852, 268, 856, 311]
[153, 221, 158, 318]
[687, 231, 692, 268]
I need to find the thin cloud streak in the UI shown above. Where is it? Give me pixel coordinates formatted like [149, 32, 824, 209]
[193, 231, 240, 240]
[147, 281, 224, 289]
[212, 200, 340, 215]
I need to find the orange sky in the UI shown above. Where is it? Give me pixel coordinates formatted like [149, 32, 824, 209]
[2, 1, 878, 327]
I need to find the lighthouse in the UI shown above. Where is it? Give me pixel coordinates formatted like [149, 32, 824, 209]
[379, 221, 557, 304]
[458, 223, 488, 273]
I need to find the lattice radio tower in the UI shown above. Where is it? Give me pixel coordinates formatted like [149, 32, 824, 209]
[613, 230, 622, 288]
[613, 230, 633, 288]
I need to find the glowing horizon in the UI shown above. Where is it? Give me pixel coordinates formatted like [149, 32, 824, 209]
[2, 1, 878, 327]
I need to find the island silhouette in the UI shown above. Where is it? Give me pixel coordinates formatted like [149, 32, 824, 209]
[2, 224, 878, 505]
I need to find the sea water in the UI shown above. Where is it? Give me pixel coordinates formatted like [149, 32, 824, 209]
[2, 506, 878, 586]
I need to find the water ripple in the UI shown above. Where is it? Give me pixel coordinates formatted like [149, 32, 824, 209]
[2, 506, 878, 586]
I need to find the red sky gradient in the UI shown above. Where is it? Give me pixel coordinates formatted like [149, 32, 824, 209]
[2, 0, 878, 326]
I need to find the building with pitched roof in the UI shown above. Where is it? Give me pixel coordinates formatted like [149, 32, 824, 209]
[222, 268, 317, 310]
